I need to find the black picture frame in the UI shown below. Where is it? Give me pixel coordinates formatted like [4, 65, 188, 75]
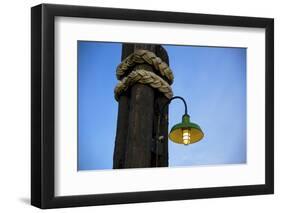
[31, 3, 274, 209]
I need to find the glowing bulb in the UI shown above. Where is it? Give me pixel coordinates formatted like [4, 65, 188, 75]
[182, 129, 190, 145]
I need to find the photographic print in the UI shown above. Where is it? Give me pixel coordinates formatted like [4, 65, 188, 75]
[78, 42, 246, 171]
[31, 4, 273, 208]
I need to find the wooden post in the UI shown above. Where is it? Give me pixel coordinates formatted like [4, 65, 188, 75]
[152, 46, 170, 167]
[152, 94, 169, 167]
[124, 63, 155, 168]
[113, 94, 130, 168]
[113, 44, 134, 169]
[113, 44, 170, 168]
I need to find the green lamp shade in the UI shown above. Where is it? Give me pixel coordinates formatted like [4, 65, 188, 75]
[169, 114, 204, 145]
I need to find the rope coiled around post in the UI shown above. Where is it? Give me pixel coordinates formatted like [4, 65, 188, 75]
[114, 49, 174, 101]
[116, 49, 174, 84]
[114, 69, 173, 100]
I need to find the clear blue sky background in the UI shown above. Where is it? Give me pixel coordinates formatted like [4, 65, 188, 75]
[78, 41, 246, 170]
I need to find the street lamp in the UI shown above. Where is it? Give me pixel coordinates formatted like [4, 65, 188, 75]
[158, 96, 204, 146]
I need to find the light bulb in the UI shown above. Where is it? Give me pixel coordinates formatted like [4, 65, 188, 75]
[182, 129, 190, 145]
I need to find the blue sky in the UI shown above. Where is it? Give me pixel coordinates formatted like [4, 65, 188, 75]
[78, 41, 246, 170]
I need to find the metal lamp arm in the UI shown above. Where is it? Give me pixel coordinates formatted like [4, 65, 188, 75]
[155, 96, 188, 167]
[159, 96, 188, 116]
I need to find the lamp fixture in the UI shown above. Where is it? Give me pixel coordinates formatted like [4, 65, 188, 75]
[158, 96, 204, 146]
